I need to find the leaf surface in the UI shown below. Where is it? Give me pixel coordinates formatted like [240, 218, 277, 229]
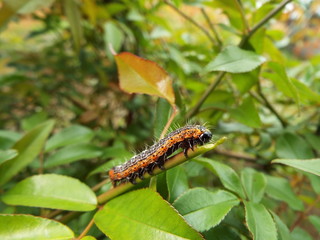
[0, 214, 74, 240]
[195, 157, 246, 199]
[265, 175, 304, 211]
[45, 125, 94, 152]
[244, 201, 277, 240]
[272, 158, 320, 176]
[204, 46, 266, 73]
[173, 188, 239, 232]
[275, 133, 314, 159]
[2, 174, 97, 211]
[241, 168, 266, 203]
[94, 189, 203, 240]
[44, 143, 102, 168]
[0, 120, 54, 186]
[115, 52, 175, 106]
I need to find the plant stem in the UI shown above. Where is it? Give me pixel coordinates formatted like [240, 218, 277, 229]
[200, 8, 222, 47]
[186, 72, 226, 119]
[97, 137, 227, 205]
[76, 217, 96, 240]
[234, 0, 250, 35]
[290, 195, 320, 231]
[164, 0, 216, 45]
[255, 82, 288, 127]
[239, 0, 293, 47]
[58, 137, 227, 224]
[160, 105, 178, 139]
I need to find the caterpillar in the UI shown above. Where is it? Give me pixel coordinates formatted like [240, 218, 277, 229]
[109, 125, 212, 187]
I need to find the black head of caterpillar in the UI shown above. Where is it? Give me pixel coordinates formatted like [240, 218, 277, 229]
[109, 125, 212, 186]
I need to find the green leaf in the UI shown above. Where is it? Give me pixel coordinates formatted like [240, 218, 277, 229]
[104, 21, 124, 60]
[0, 130, 21, 149]
[44, 143, 102, 168]
[94, 189, 203, 240]
[265, 175, 304, 211]
[203, 224, 241, 240]
[229, 97, 262, 128]
[240, 168, 266, 203]
[204, 45, 266, 73]
[0, 214, 74, 240]
[0, 0, 53, 28]
[271, 211, 290, 240]
[263, 62, 299, 104]
[64, 0, 84, 51]
[309, 215, 320, 232]
[154, 98, 171, 139]
[45, 125, 94, 152]
[173, 188, 239, 232]
[81, 236, 96, 240]
[2, 174, 97, 211]
[0, 149, 18, 165]
[244, 201, 277, 240]
[304, 132, 320, 152]
[21, 112, 48, 131]
[195, 157, 246, 199]
[306, 173, 320, 194]
[17, 0, 55, 14]
[275, 133, 314, 159]
[292, 78, 320, 104]
[166, 166, 189, 203]
[231, 70, 259, 94]
[0, 120, 55, 186]
[272, 159, 320, 176]
[291, 227, 312, 240]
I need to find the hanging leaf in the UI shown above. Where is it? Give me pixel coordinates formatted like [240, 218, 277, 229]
[115, 52, 175, 106]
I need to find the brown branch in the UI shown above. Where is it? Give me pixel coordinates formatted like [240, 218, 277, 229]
[290, 195, 320, 231]
[214, 149, 258, 163]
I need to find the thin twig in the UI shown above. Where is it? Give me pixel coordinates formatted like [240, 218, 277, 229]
[214, 149, 258, 163]
[76, 217, 96, 240]
[234, 0, 250, 34]
[91, 178, 110, 192]
[186, 72, 226, 119]
[164, 0, 216, 45]
[290, 195, 320, 231]
[97, 137, 227, 205]
[200, 8, 222, 47]
[239, 0, 293, 47]
[160, 105, 178, 139]
[256, 82, 288, 127]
